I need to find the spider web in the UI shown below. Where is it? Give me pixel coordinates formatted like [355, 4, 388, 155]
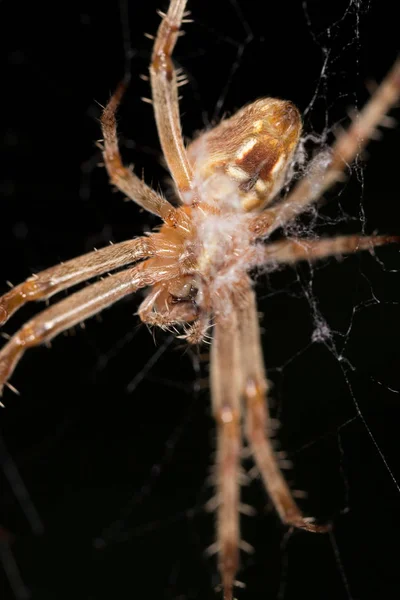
[1, 1, 399, 599]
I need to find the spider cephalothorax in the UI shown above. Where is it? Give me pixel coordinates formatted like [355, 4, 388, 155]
[0, 1, 399, 598]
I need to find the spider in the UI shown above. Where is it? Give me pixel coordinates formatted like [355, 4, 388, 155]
[0, 0, 399, 597]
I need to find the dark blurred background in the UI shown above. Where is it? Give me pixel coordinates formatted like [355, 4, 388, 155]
[0, 1, 400, 598]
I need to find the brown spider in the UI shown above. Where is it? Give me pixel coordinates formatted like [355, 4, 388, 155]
[0, 0, 399, 597]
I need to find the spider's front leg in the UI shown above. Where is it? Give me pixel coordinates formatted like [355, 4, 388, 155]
[0, 262, 173, 396]
[238, 285, 330, 533]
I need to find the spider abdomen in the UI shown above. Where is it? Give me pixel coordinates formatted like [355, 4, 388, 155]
[187, 98, 302, 211]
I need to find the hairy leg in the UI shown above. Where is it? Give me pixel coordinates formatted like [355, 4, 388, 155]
[150, 0, 195, 200]
[0, 263, 171, 396]
[210, 311, 242, 600]
[251, 234, 400, 268]
[238, 285, 329, 533]
[101, 80, 181, 225]
[250, 59, 400, 239]
[0, 237, 155, 326]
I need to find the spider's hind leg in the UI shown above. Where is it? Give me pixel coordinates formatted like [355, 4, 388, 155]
[250, 234, 400, 268]
[238, 285, 330, 534]
[210, 312, 242, 600]
[0, 263, 160, 397]
[0, 237, 154, 326]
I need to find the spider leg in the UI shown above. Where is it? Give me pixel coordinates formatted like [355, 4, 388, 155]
[238, 286, 330, 533]
[0, 237, 154, 326]
[210, 311, 242, 600]
[101, 81, 182, 226]
[250, 58, 400, 239]
[150, 0, 196, 200]
[0, 262, 173, 396]
[250, 234, 400, 268]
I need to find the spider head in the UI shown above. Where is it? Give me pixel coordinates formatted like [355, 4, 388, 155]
[187, 98, 301, 211]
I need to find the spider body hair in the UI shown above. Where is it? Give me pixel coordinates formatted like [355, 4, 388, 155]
[1, 1, 400, 598]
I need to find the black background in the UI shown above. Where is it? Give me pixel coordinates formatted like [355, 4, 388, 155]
[1, 1, 400, 599]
